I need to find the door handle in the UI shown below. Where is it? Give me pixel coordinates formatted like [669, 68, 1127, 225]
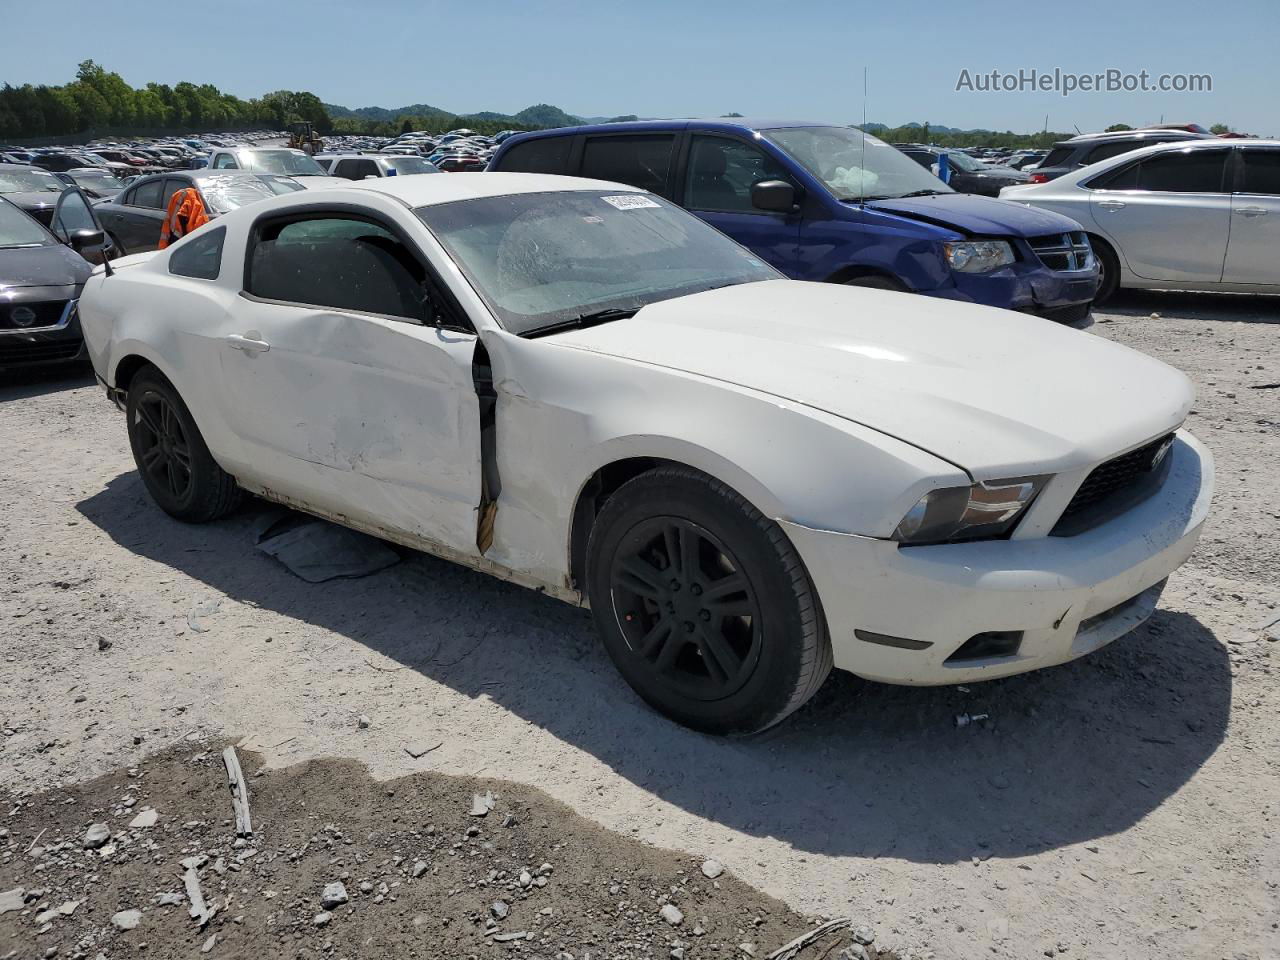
[225, 333, 270, 354]
[1097, 199, 1126, 211]
[1234, 206, 1268, 217]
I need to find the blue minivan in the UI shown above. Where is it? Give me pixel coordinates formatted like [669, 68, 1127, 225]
[490, 120, 1099, 322]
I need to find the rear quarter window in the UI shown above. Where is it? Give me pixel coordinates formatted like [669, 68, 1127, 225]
[494, 137, 573, 175]
[1039, 147, 1075, 168]
[168, 226, 225, 281]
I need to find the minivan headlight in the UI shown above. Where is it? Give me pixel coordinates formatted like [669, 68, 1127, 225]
[893, 477, 1047, 544]
[944, 240, 1015, 273]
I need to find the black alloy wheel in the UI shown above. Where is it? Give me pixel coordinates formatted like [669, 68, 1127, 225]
[610, 517, 763, 701]
[134, 389, 193, 502]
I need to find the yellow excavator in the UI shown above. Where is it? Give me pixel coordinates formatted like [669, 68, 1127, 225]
[287, 122, 324, 155]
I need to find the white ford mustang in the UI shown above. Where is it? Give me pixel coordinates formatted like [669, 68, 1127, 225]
[79, 173, 1214, 734]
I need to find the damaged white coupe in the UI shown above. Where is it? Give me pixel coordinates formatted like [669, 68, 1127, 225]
[79, 173, 1214, 733]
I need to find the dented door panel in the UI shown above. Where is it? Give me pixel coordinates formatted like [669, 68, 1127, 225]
[219, 300, 482, 556]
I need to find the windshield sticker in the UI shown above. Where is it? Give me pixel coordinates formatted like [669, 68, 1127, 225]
[602, 194, 660, 210]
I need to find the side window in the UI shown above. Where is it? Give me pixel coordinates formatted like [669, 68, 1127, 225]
[333, 159, 359, 180]
[352, 159, 380, 179]
[246, 216, 430, 321]
[52, 189, 98, 242]
[168, 226, 225, 281]
[1131, 150, 1228, 193]
[160, 177, 190, 210]
[1039, 146, 1075, 168]
[902, 151, 933, 168]
[131, 178, 164, 208]
[1085, 140, 1144, 164]
[580, 135, 675, 196]
[1238, 150, 1280, 195]
[212, 153, 238, 170]
[494, 137, 572, 175]
[685, 136, 793, 213]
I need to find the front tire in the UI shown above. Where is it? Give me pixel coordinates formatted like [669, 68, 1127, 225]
[126, 365, 240, 523]
[586, 466, 832, 735]
[844, 274, 908, 292]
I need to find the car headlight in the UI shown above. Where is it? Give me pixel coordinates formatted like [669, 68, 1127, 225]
[944, 240, 1015, 273]
[893, 477, 1048, 544]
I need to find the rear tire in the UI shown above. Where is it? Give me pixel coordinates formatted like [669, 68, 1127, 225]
[586, 466, 832, 735]
[126, 365, 240, 523]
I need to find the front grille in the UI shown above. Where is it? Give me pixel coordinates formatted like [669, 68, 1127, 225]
[0, 339, 83, 366]
[1028, 231, 1094, 272]
[0, 300, 68, 331]
[1052, 433, 1175, 535]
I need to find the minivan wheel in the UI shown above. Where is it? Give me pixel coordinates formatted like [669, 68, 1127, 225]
[844, 274, 908, 292]
[1090, 237, 1120, 304]
[126, 365, 241, 523]
[586, 466, 832, 735]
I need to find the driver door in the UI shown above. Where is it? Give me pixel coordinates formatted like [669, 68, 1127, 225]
[218, 210, 484, 557]
[681, 135, 800, 274]
[50, 187, 110, 264]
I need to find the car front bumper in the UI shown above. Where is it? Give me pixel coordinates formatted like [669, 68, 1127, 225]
[0, 299, 85, 370]
[780, 431, 1214, 686]
[932, 264, 1100, 318]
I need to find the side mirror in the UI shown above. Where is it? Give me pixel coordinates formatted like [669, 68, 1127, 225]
[68, 229, 105, 252]
[750, 179, 797, 213]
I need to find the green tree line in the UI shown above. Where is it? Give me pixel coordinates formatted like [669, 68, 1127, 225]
[0, 61, 331, 139]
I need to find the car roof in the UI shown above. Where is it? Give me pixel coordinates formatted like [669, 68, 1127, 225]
[347, 171, 645, 207]
[1060, 129, 1211, 144]
[503, 118, 845, 144]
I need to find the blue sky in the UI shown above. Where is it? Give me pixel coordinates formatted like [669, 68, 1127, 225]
[2, 0, 1275, 134]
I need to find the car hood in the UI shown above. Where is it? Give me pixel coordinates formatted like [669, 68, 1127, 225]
[0, 243, 93, 289]
[865, 192, 1079, 237]
[548, 280, 1191, 477]
[4, 191, 61, 222]
[972, 166, 1030, 182]
[288, 175, 351, 190]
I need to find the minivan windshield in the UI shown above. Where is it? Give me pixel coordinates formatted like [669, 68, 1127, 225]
[417, 190, 781, 336]
[765, 126, 955, 201]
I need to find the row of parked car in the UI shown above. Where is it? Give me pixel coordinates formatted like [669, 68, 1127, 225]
[3, 117, 1275, 377]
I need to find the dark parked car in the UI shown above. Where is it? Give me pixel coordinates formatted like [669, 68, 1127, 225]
[491, 119, 1099, 322]
[1026, 130, 1212, 182]
[0, 191, 109, 371]
[94, 170, 303, 254]
[894, 145, 1031, 195]
[0, 165, 77, 226]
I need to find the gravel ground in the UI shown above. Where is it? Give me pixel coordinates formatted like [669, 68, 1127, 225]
[1, 290, 1277, 960]
[1, 742, 887, 959]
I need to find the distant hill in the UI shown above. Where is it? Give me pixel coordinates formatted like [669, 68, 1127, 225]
[323, 100, 585, 130]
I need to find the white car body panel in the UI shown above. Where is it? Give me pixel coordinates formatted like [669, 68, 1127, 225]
[1000, 138, 1280, 293]
[80, 174, 1214, 685]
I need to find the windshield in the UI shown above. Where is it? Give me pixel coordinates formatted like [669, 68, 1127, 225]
[385, 157, 437, 175]
[417, 190, 781, 336]
[765, 126, 954, 201]
[197, 174, 287, 215]
[70, 172, 127, 192]
[239, 150, 328, 176]
[942, 151, 985, 173]
[0, 169, 65, 194]
[0, 198, 53, 246]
